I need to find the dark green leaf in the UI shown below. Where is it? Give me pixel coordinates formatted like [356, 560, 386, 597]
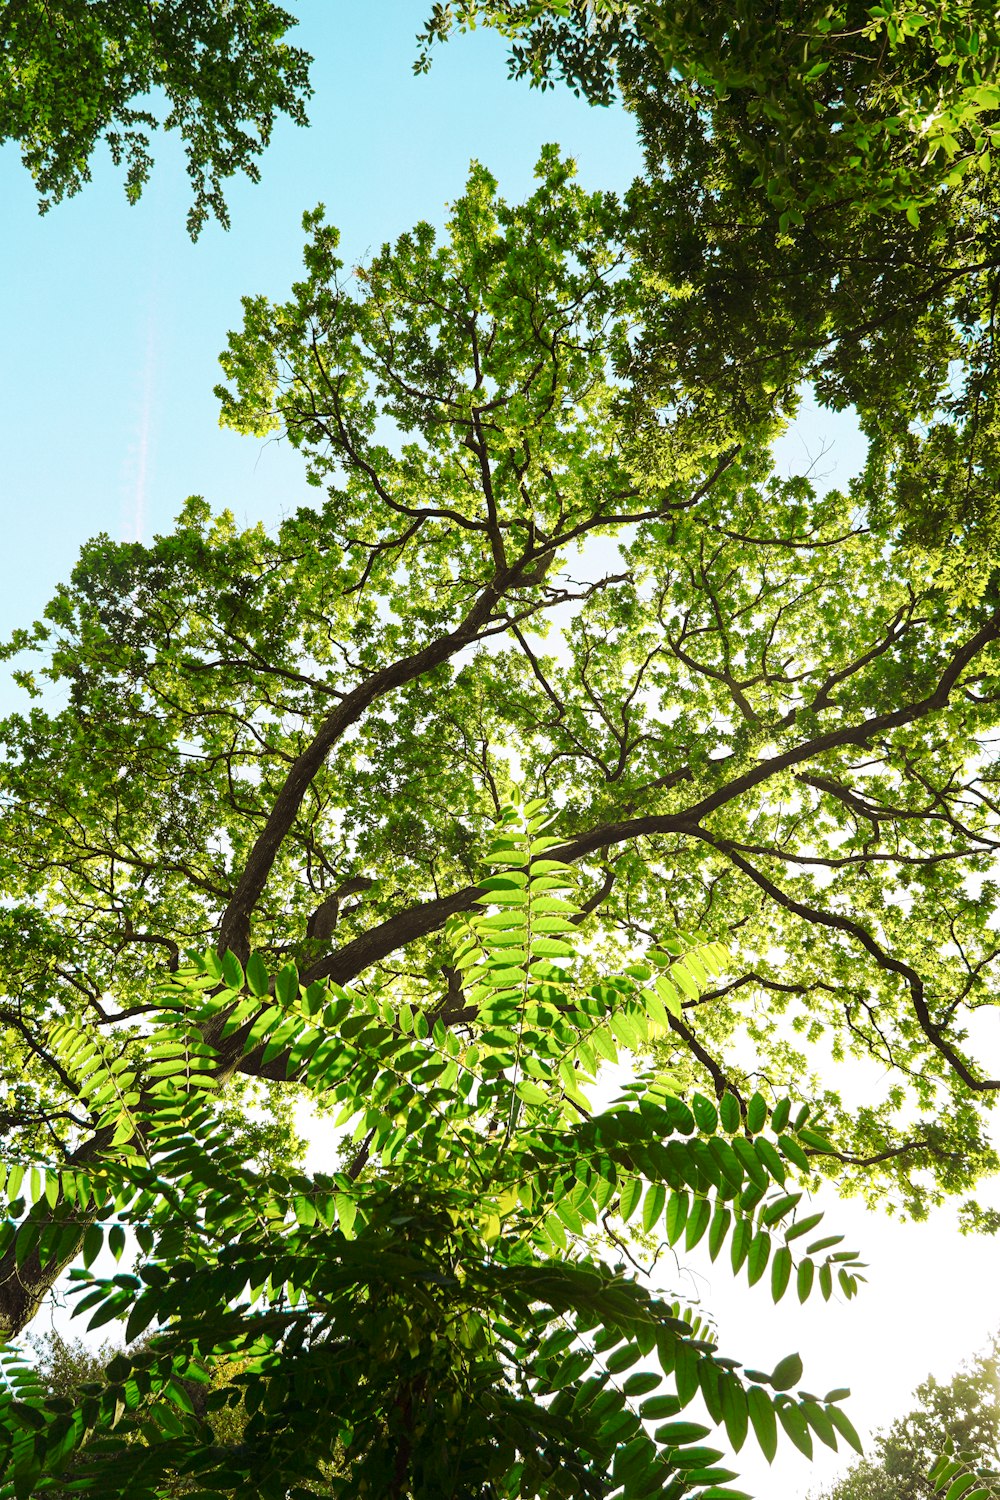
[746, 1094, 768, 1135]
[692, 1094, 719, 1133]
[796, 1258, 815, 1303]
[770, 1246, 792, 1302]
[777, 1400, 813, 1458]
[685, 1196, 712, 1251]
[708, 1203, 731, 1262]
[770, 1353, 804, 1392]
[747, 1386, 778, 1463]
[747, 1230, 771, 1286]
[666, 1191, 689, 1246]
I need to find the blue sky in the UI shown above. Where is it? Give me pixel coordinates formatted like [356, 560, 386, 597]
[0, 2, 641, 641]
[2, 4, 994, 1496]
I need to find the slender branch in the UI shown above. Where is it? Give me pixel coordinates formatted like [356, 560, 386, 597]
[701, 836, 999, 1093]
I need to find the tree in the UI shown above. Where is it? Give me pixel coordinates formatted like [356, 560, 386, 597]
[418, 3, 1000, 555]
[418, 1, 1000, 223]
[2, 151, 1000, 1339]
[811, 1334, 1000, 1500]
[0, 809, 865, 1497]
[0, 0, 311, 236]
[0, 150, 999, 1492]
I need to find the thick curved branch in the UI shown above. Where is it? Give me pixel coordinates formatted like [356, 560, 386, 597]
[247, 610, 1000, 1024]
[216, 583, 508, 960]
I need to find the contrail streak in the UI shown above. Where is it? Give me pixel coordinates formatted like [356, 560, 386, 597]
[131, 313, 156, 544]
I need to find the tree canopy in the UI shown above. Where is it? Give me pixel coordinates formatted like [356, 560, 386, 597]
[419, 2, 1000, 556]
[813, 1333, 1000, 1500]
[2, 7, 1000, 1497]
[13, 152, 1000, 1216]
[418, 1, 1000, 221]
[0, 0, 311, 235]
[1, 155, 998, 1262]
[0, 808, 866, 1497]
[0, 153, 998, 1492]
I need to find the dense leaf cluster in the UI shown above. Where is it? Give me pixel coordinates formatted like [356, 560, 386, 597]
[419, 1, 1000, 221]
[0, 0, 311, 235]
[420, 2, 1000, 554]
[0, 805, 862, 1497]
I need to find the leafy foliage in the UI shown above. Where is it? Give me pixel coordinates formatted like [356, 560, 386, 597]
[0, 0, 312, 235]
[6, 5, 1000, 1496]
[2, 160, 1000, 1364]
[0, 802, 862, 1497]
[927, 1445, 1000, 1500]
[418, 1, 1000, 222]
[418, 2, 1000, 554]
[813, 1335, 1000, 1500]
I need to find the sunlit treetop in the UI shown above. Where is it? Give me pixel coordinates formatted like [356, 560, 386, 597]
[1, 158, 999, 1282]
[419, 2, 1000, 557]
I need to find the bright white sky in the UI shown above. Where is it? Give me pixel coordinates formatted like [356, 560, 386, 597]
[3, 4, 998, 1495]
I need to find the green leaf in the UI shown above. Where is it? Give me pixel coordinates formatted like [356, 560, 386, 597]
[719, 1093, 741, 1133]
[754, 1138, 786, 1184]
[666, 1191, 689, 1246]
[275, 963, 299, 1007]
[532, 937, 575, 957]
[221, 950, 245, 991]
[606, 1343, 642, 1375]
[619, 1179, 642, 1223]
[761, 1191, 802, 1226]
[516, 1080, 548, 1106]
[720, 1376, 749, 1451]
[708, 1137, 744, 1193]
[685, 1196, 712, 1251]
[246, 952, 270, 998]
[731, 1218, 752, 1274]
[777, 1400, 813, 1457]
[623, 1371, 661, 1398]
[82, 1223, 103, 1268]
[803, 1400, 840, 1452]
[797, 1127, 835, 1153]
[653, 1420, 711, 1443]
[747, 1386, 778, 1462]
[828, 1404, 864, 1455]
[770, 1246, 792, 1302]
[796, 1258, 815, 1303]
[746, 1094, 768, 1134]
[732, 1137, 769, 1190]
[643, 1182, 667, 1234]
[708, 1203, 731, 1261]
[777, 1133, 810, 1172]
[770, 1353, 804, 1392]
[692, 1093, 719, 1132]
[807, 1234, 844, 1255]
[784, 1211, 824, 1243]
[673, 1339, 700, 1407]
[747, 1230, 771, 1286]
[335, 1193, 357, 1238]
